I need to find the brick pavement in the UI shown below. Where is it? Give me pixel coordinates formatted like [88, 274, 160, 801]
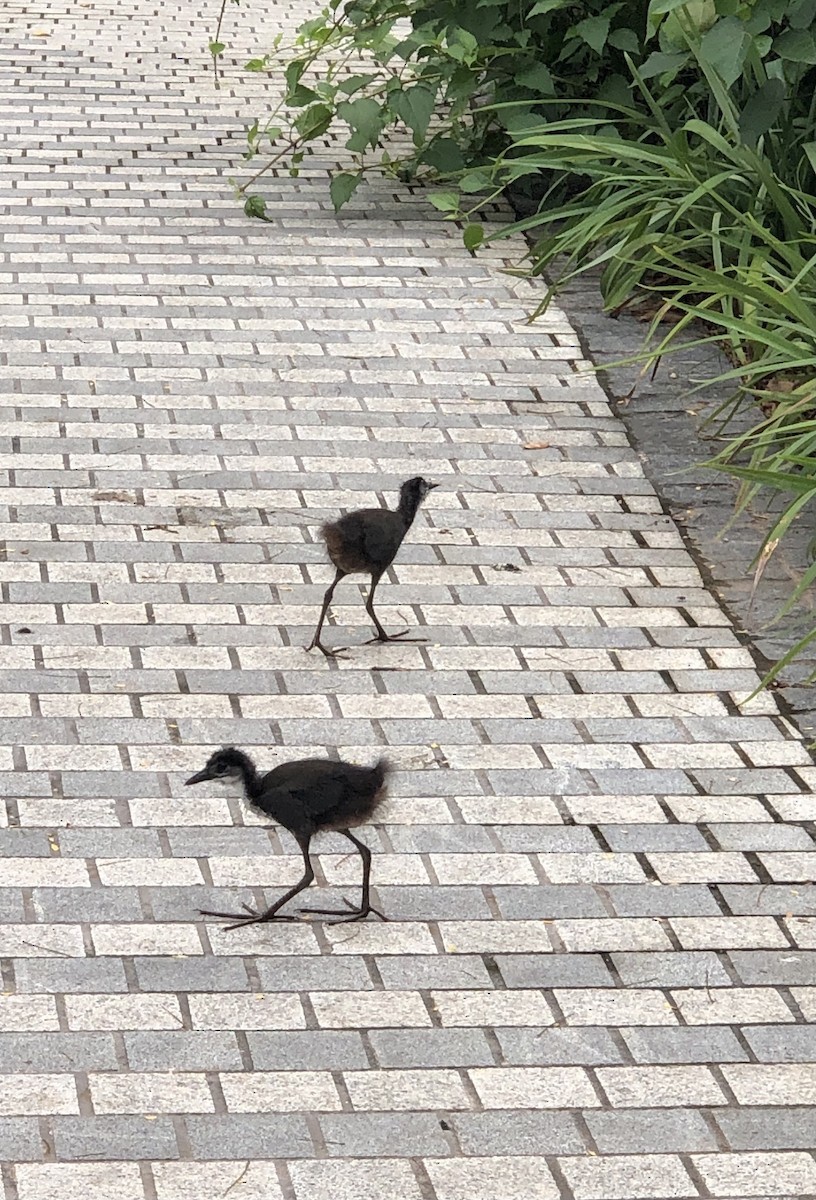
[0, 1, 815, 1197]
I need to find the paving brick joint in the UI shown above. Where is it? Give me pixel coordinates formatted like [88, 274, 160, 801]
[0, 1, 815, 1197]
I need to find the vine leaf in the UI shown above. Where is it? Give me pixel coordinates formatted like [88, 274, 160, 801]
[330, 172, 361, 212]
[243, 195, 268, 219]
[463, 223, 484, 253]
[338, 98, 384, 152]
[391, 85, 435, 145]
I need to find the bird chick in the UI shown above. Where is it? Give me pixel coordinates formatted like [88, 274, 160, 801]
[186, 747, 391, 928]
[307, 475, 438, 658]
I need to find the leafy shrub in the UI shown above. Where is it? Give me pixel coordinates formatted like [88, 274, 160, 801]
[230, 0, 654, 209]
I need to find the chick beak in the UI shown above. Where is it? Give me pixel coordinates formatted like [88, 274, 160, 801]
[185, 768, 212, 786]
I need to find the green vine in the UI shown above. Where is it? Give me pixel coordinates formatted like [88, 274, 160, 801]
[221, 0, 654, 222]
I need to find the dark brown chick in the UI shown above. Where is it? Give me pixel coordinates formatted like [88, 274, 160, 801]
[306, 475, 438, 658]
[186, 747, 391, 928]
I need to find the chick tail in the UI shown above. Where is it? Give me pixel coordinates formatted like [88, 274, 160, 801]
[371, 756, 393, 792]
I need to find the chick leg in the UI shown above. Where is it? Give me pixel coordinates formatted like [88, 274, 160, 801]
[363, 573, 425, 645]
[306, 569, 349, 658]
[201, 839, 316, 930]
[300, 831, 387, 922]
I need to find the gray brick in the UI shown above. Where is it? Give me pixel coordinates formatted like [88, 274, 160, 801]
[0, 890, 26, 920]
[496, 954, 614, 989]
[0, 1118, 43, 1162]
[52, 1116, 179, 1161]
[379, 718, 478, 744]
[565, 672, 670, 696]
[493, 884, 607, 919]
[587, 1109, 717, 1153]
[31, 888, 144, 922]
[622, 1026, 749, 1064]
[720, 885, 816, 915]
[369, 1029, 494, 1068]
[12, 958, 129, 994]
[61, 771, 158, 798]
[495, 827, 599, 852]
[0, 671, 66, 699]
[715, 1107, 816, 1150]
[590, 769, 695, 795]
[451, 1111, 584, 1155]
[379, 886, 491, 920]
[567, 627, 649, 648]
[0, 831, 53, 857]
[709, 823, 814, 851]
[248, 1031, 369, 1071]
[124, 1032, 243, 1071]
[607, 884, 721, 917]
[57, 830, 163, 858]
[375, 955, 492, 990]
[497, 1027, 623, 1066]
[729, 951, 816, 986]
[0, 720, 72, 747]
[695, 767, 798, 794]
[469, 671, 568, 695]
[583, 717, 682, 742]
[255, 956, 374, 992]
[489, 769, 587, 796]
[612, 952, 732, 988]
[319, 1113, 450, 1157]
[601, 825, 709, 852]
[185, 1115, 313, 1158]
[146, 888, 265, 921]
[0, 1033, 118, 1073]
[75, 719, 171, 745]
[180, 544, 265, 563]
[386, 826, 494, 853]
[384, 770, 480, 798]
[742, 1025, 816, 1062]
[133, 957, 251, 993]
[167, 828, 274, 856]
[98, 543, 175, 562]
[482, 718, 582, 743]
